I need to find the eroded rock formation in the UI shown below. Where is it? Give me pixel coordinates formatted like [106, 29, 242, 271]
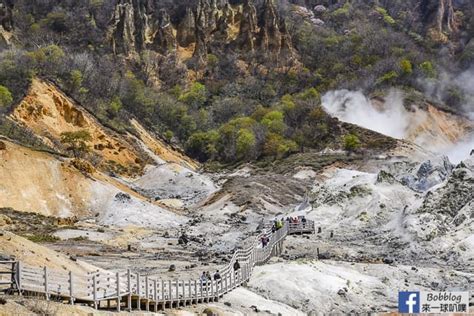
[236, 0, 258, 51]
[177, 8, 196, 47]
[212, 3, 234, 43]
[279, 17, 294, 58]
[423, 0, 456, 32]
[193, 0, 210, 65]
[108, 0, 138, 56]
[421, 0, 458, 42]
[0, 0, 13, 31]
[258, 0, 282, 54]
[151, 9, 177, 53]
[107, 0, 296, 65]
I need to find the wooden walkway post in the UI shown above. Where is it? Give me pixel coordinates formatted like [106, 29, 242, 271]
[16, 261, 22, 295]
[136, 273, 141, 311]
[175, 280, 179, 307]
[145, 276, 149, 311]
[116, 272, 121, 312]
[194, 279, 198, 303]
[127, 269, 132, 311]
[188, 279, 192, 304]
[224, 272, 228, 293]
[168, 280, 172, 307]
[43, 267, 49, 301]
[93, 275, 98, 309]
[153, 279, 158, 312]
[199, 279, 203, 303]
[161, 280, 166, 310]
[69, 271, 74, 305]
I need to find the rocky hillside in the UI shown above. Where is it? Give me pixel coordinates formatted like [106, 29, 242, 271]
[0, 0, 472, 166]
[0, 1, 473, 315]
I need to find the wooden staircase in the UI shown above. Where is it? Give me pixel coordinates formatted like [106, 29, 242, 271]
[0, 220, 315, 312]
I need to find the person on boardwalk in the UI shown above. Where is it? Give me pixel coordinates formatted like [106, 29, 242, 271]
[200, 271, 208, 285]
[301, 216, 307, 228]
[233, 260, 241, 281]
[233, 260, 240, 271]
[276, 219, 283, 230]
[213, 270, 221, 280]
[261, 235, 268, 248]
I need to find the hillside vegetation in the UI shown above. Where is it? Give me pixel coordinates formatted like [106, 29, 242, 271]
[0, 0, 473, 164]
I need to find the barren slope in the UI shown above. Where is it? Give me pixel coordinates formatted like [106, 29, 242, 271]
[10, 79, 146, 176]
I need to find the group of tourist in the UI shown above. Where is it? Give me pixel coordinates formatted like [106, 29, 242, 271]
[286, 216, 307, 224]
[200, 270, 220, 285]
[199, 260, 241, 286]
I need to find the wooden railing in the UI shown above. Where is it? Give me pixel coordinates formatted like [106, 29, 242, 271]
[1, 220, 314, 311]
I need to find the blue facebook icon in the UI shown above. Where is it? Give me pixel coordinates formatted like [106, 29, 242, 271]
[399, 291, 420, 313]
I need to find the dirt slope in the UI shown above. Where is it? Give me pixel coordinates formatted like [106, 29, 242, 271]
[9, 79, 147, 177]
[9, 79, 198, 177]
[0, 139, 188, 227]
[0, 139, 93, 217]
[0, 230, 97, 274]
[130, 118, 198, 170]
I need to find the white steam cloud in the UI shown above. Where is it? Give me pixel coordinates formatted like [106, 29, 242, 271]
[321, 89, 411, 139]
[322, 89, 474, 164]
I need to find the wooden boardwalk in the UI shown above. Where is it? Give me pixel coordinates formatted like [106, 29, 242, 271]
[0, 220, 315, 312]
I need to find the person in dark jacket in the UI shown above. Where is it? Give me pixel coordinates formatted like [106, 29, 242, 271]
[200, 271, 208, 285]
[213, 270, 221, 280]
[233, 260, 240, 271]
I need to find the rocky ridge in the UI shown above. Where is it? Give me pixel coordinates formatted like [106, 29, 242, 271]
[108, 0, 297, 65]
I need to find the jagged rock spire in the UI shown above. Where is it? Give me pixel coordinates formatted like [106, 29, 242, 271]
[257, 0, 282, 54]
[421, 0, 458, 41]
[193, 0, 210, 65]
[279, 17, 295, 61]
[151, 8, 177, 53]
[0, 0, 14, 31]
[236, 0, 258, 51]
[177, 8, 196, 47]
[213, 2, 234, 43]
[108, 0, 156, 56]
[109, 0, 137, 56]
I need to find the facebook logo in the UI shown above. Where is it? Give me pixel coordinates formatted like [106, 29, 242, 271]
[399, 291, 420, 313]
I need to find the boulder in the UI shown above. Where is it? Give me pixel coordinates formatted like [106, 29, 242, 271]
[314, 5, 327, 14]
[115, 192, 131, 202]
[400, 157, 453, 192]
[0, 214, 12, 226]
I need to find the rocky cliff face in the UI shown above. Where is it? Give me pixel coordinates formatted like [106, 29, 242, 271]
[108, 0, 296, 65]
[0, 0, 13, 31]
[236, 0, 258, 52]
[151, 9, 177, 53]
[258, 0, 282, 54]
[177, 8, 196, 47]
[108, 0, 139, 56]
[421, 0, 458, 42]
[0, 0, 13, 47]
